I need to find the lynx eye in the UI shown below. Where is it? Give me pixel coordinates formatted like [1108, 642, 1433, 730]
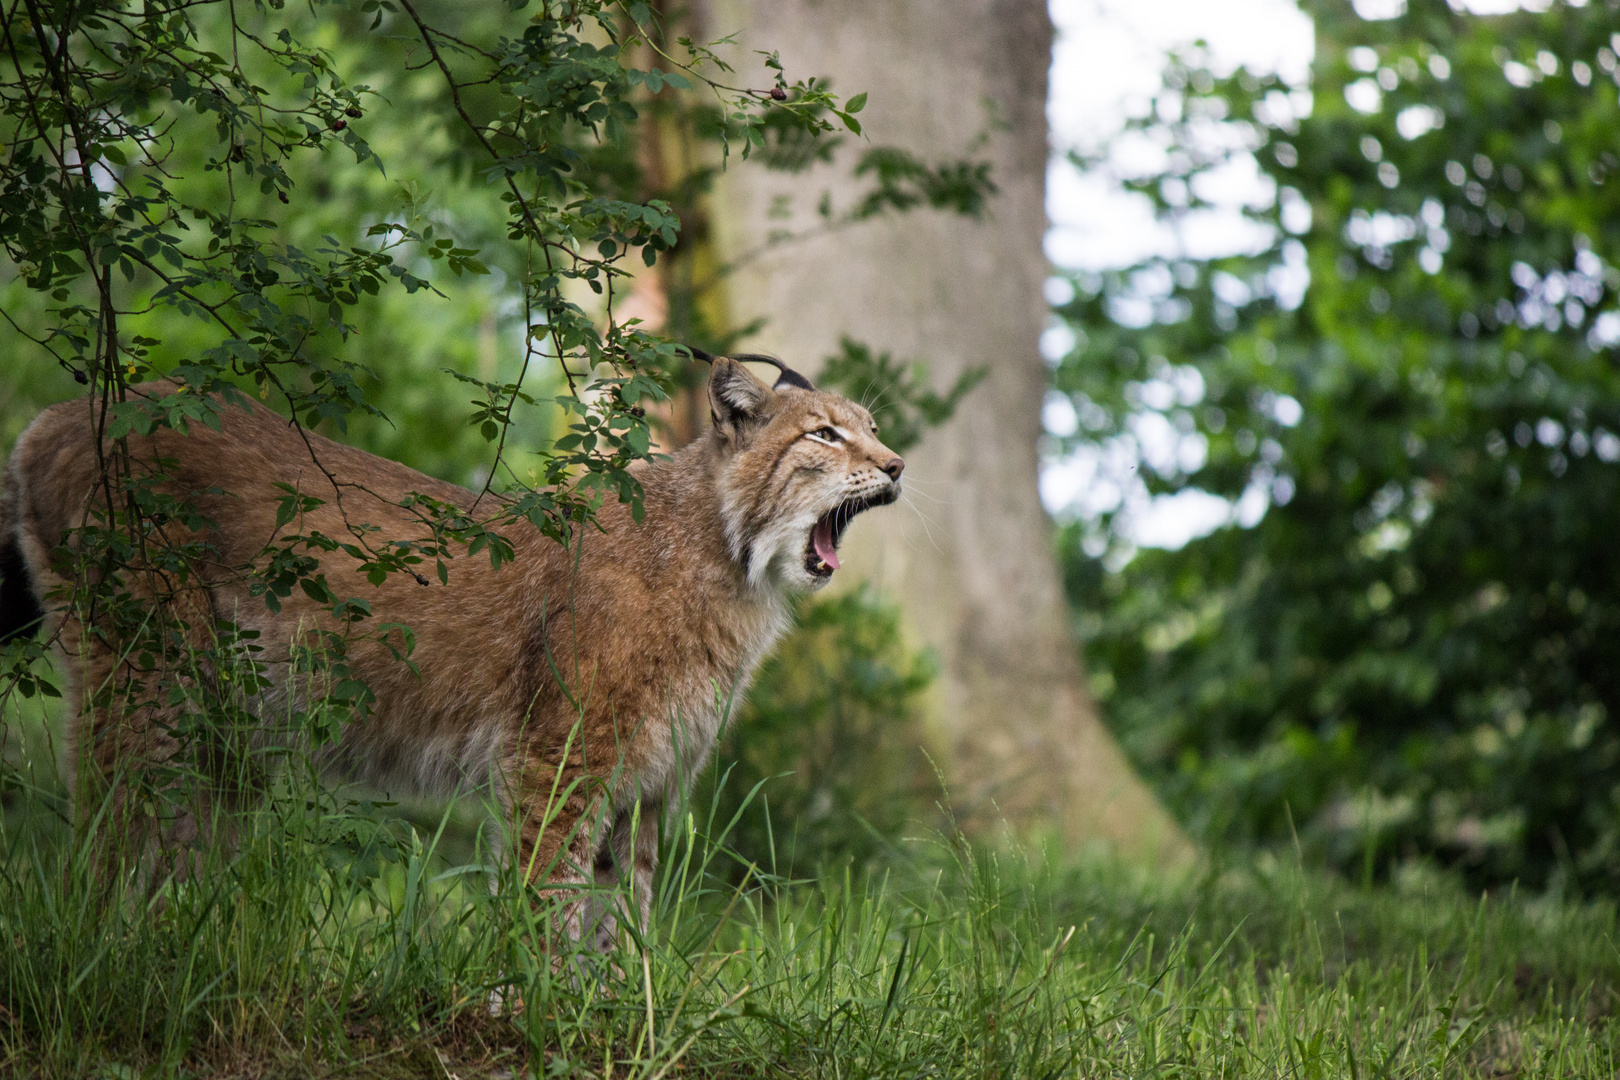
[805, 426, 842, 445]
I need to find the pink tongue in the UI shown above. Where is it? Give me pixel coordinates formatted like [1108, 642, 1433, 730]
[813, 517, 841, 570]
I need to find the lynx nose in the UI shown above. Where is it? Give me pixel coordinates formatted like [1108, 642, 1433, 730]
[882, 457, 905, 481]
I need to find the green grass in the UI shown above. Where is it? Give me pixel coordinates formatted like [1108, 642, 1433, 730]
[1, 789, 1617, 1077]
[1, 700, 1617, 1077]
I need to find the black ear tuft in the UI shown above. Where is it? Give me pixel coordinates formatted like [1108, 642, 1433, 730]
[708, 356, 775, 434]
[771, 368, 816, 392]
[731, 353, 816, 392]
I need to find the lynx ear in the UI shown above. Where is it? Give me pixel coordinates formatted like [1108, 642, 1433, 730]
[708, 356, 776, 437]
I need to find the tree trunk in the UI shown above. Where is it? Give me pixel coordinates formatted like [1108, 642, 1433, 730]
[701, 0, 1192, 865]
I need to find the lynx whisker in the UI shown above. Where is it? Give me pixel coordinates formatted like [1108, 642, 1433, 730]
[897, 492, 949, 557]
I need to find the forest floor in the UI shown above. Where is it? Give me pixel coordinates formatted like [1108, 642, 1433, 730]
[0, 770, 1615, 1080]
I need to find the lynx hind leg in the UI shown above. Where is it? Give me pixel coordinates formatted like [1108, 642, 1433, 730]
[7, 407, 259, 885]
[64, 578, 255, 886]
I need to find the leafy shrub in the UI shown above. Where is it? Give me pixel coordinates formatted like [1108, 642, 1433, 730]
[696, 587, 939, 877]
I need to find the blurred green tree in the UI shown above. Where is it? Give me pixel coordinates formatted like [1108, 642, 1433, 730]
[1054, 0, 1620, 889]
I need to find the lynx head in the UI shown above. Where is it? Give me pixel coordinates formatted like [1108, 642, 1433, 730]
[704, 355, 904, 592]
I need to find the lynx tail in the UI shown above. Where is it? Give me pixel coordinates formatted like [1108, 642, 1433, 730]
[0, 473, 42, 645]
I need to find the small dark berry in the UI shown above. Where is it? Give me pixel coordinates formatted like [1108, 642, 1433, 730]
[278, 191, 290, 203]
[73, 369, 88, 384]
[346, 106, 362, 118]
[331, 118, 347, 131]
[769, 86, 787, 101]
[631, 406, 645, 418]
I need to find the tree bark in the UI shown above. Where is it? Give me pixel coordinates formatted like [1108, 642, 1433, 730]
[701, 0, 1192, 864]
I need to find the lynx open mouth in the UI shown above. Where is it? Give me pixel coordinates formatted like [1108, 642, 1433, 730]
[804, 487, 899, 578]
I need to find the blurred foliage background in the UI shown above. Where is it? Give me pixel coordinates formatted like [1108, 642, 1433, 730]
[0, 3, 546, 477]
[1054, 0, 1620, 891]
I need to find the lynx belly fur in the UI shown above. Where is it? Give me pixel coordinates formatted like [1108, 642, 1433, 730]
[0, 356, 903, 942]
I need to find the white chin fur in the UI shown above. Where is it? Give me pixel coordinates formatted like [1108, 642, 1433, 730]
[744, 515, 828, 592]
[788, 560, 834, 592]
[721, 464, 858, 593]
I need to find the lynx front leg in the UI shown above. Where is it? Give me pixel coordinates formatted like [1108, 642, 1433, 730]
[507, 757, 614, 946]
[582, 800, 662, 952]
[614, 799, 661, 936]
[485, 767, 624, 1015]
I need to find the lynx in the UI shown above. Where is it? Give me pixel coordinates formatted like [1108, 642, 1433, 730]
[0, 356, 903, 943]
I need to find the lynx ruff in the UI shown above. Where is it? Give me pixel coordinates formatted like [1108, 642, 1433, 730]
[0, 355, 903, 945]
